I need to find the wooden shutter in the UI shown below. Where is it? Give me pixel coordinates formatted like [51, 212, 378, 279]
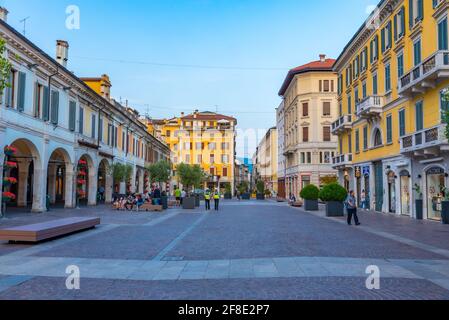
[79, 107, 84, 134]
[50, 90, 59, 124]
[409, 0, 414, 29]
[69, 101, 76, 131]
[17, 72, 26, 112]
[33, 82, 40, 117]
[42, 86, 50, 121]
[417, 0, 423, 21]
[303, 127, 309, 142]
[323, 127, 331, 142]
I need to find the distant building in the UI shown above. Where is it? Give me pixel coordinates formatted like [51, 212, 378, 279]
[276, 102, 286, 199]
[252, 127, 278, 194]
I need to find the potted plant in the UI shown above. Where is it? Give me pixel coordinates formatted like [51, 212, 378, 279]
[4, 145, 17, 156]
[300, 184, 320, 211]
[224, 183, 232, 199]
[147, 160, 172, 210]
[2, 177, 17, 187]
[2, 192, 16, 203]
[264, 189, 272, 199]
[256, 181, 265, 200]
[319, 183, 348, 217]
[237, 182, 250, 200]
[177, 163, 206, 209]
[413, 183, 423, 220]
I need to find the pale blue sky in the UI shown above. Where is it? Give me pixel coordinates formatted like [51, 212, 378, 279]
[2, 0, 376, 158]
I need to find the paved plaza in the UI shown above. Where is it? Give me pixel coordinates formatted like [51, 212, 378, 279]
[0, 200, 449, 300]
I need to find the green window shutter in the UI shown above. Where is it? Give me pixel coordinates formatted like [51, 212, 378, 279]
[401, 7, 406, 36]
[399, 110, 406, 136]
[33, 82, 39, 117]
[409, 0, 414, 29]
[99, 117, 103, 142]
[50, 90, 59, 125]
[381, 28, 386, 52]
[387, 21, 392, 48]
[394, 15, 398, 42]
[79, 107, 84, 134]
[439, 18, 448, 50]
[417, 0, 423, 21]
[387, 115, 392, 143]
[69, 101, 76, 131]
[42, 86, 50, 121]
[17, 72, 26, 112]
[415, 101, 424, 131]
[91, 114, 96, 139]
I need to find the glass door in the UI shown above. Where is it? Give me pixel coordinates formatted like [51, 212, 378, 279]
[427, 168, 445, 221]
[400, 173, 410, 216]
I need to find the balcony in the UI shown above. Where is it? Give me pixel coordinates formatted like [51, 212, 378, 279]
[331, 115, 353, 135]
[399, 50, 449, 96]
[400, 124, 449, 156]
[332, 154, 353, 169]
[356, 96, 384, 119]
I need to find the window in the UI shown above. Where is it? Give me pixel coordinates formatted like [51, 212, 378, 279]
[91, 114, 96, 139]
[210, 167, 215, 175]
[386, 114, 393, 143]
[394, 7, 406, 41]
[307, 152, 312, 164]
[355, 129, 360, 153]
[362, 81, 367, 99]
[361, 47, 368, 72]
[323, 80, 330, 92]
[79, 107, 84, 134]
[440, 88, 449, 122]
[210, 154, 215, 164]
[373, 129, 383, 147]
[381, 21, 392, 53]
[209, 142, 216, 150]
[347, 95, 352, 114]
[33, 83, 43, 118]
[166, 130, 171, 137]
[397, 53, 404, 78]
[370, 35, 379, 63]
[68, 101, 76, 131]
[223, 168, 228, 177]
[353, 57, 359, 79]
[222, 155, 229, 164]
[399, 109, 406, 137]
[415, 101, 424, 131]
[323, 126, 331, 142]
[373, 73, 378, 95]
[197, 155, 202, 164]
[438, 17, 448, 50]
[323, 151, 331, 164]
[302, 102, 309, 117]
[185, 154, 191, 163]
[99, 117, 103, 142]
[5, 70, 16, 108]
[354, 87, 359, 105]
[385, 64, 391, 92]
[50, 90, 59, 125]
[196, 142, 202, 150]
[303, 127, 309, 142]
[323, 102, 331, 116]
[413, 39, 422, 66]
[363, 126, 368, 150]
[348, 134, 352, 153]
[409, 0, 424, 29]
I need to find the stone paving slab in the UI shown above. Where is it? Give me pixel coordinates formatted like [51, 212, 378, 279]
[1, 276, 449, 300]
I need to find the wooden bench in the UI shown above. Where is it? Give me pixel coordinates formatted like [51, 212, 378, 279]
[0, 217, 101, 243]
[139, 203, 163, 212]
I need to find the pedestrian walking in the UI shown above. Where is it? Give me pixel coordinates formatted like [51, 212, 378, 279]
[204, 189, 211, 211]
[213, 189, 220, 211]
[345, 190, 360, 226]
[175, 187, 182, 206]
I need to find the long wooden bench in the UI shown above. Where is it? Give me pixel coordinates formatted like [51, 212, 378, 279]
[0, 217, 101, 243]
[139, 203, 163, 212]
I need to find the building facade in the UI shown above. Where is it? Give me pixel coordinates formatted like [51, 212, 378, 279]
[253, 127, 278, 194]
[0, 9, 170, 213]
[278, 55, 339, 199]
[146, 111, 237, 192]
[333, 0, 449, 222]
[276, 102, 286, 199]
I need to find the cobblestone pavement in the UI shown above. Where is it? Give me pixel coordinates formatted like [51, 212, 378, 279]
[0, 200, 448, 300]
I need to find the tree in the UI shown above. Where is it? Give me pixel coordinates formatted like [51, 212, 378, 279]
[146, 160, 171, 187]
[177, 163, 207, 193]
[237, 181, 249, 194]
[320, 175, 338, 186]
[0, 38, 11, 94]
[110, 163, 133, 183]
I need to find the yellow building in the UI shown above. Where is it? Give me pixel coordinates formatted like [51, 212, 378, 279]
[333, 0, 449, 221]
[146, 111, 237, 192]
[253, 127, 278, 195]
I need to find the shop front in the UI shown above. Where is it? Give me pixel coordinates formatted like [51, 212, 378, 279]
[387, 171, 396, 214]
[426, 167, 447, 221]
[399, 170, 411, 216]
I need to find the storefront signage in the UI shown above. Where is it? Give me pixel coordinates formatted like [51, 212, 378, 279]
[355, 167, 361, 178]
[362, 166, 370, 177]
[399, 170, 410, 177]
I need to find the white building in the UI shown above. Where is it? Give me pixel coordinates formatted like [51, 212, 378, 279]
[0, 8, 170, 214]
[276, 101, 286, 198]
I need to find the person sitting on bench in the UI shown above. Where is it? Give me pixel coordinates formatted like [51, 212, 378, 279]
[135, 195, 145, 211]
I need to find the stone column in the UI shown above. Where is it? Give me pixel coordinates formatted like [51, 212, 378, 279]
[130, 165, 137, 194]
[32, 161, 48, 213]
[47, 163, 57, 204]
[64, 165, 75, 208]
[17, 160, 30, 207]
[88, 166, 98, 206]
[138, 169, 144, 194]
[105, 171, 113, 203]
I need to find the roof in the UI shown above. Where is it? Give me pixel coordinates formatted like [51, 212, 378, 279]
[278, 58, 336, 96]
[181, 111, 237, 124]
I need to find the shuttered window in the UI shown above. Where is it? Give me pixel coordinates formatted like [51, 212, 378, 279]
[68, 101, 76, 131]
[17, 72, 26, 112]
[79, 107, 84, 134]
[99, 117, 103, 142]
[355, 129, 360, 153]
[414, 39, 422, 66]
[415, 101, 424, 131]
[302, 103, 309, 117]
[386, 114, 393, 143]
[399, 109, 406, 137]
[50, 90, 59, 125]
[438, 17, 448, 50]
[323, 102, 331, 116]
[42, 86, 50, 121]
[323, 126, 331, 142]
[91, 114, 96, 139]
[303, 127, 309, 142]
[363, 126, 368, 150]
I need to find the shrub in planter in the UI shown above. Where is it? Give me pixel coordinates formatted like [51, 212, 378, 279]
[300, 184, 320, 211]
[183, 197, 196, 210]
[256, 181, 265, 200]
[2, 192, 16, 202]
[319, 183, 348, 217]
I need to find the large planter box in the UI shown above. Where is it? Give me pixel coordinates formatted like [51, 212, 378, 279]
[242, 193, 251, 200]
[442, 201, 449, 225]
[304, 199, 319, 211]
[194, 195, 200, 207]
[160, 196, 168, 210]
[183, 197, 196, 210]
[325, 201, 344, 217]
[415, 199, 423, 220]
[224, 193, 232, 200]
[256, 193, 265, 200]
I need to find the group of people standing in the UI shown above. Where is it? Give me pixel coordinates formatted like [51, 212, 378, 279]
[173, 188, 221, 211]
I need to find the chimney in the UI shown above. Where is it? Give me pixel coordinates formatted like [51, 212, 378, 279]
[319, 54, 326, 62]
[180, 112, 185, 117]
[56, 40, 69, 67]
[0, 7, 8, 22]
[100, 74, 112, 100]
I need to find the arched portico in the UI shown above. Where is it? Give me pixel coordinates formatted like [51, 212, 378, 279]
[98, 158, 113, 203]
[47, 148, 74, 208]
[76, 154, 97, 206]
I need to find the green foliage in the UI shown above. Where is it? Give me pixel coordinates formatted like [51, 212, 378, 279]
[413, 183, 423, 199]
[110, 163, 133, 182]
[0, 38, 12, 94]
[146, 160, 171, 184]
[264, 189, 272, 196]
[300, 184, 320, 200]
[320, 175, 338, 186]
[237, 182, 249, 194]
[256, 181, 265, 194]
[224, 183, 232, 194]
[177, 163, 207, 191]
[319, 183, 348, 202]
